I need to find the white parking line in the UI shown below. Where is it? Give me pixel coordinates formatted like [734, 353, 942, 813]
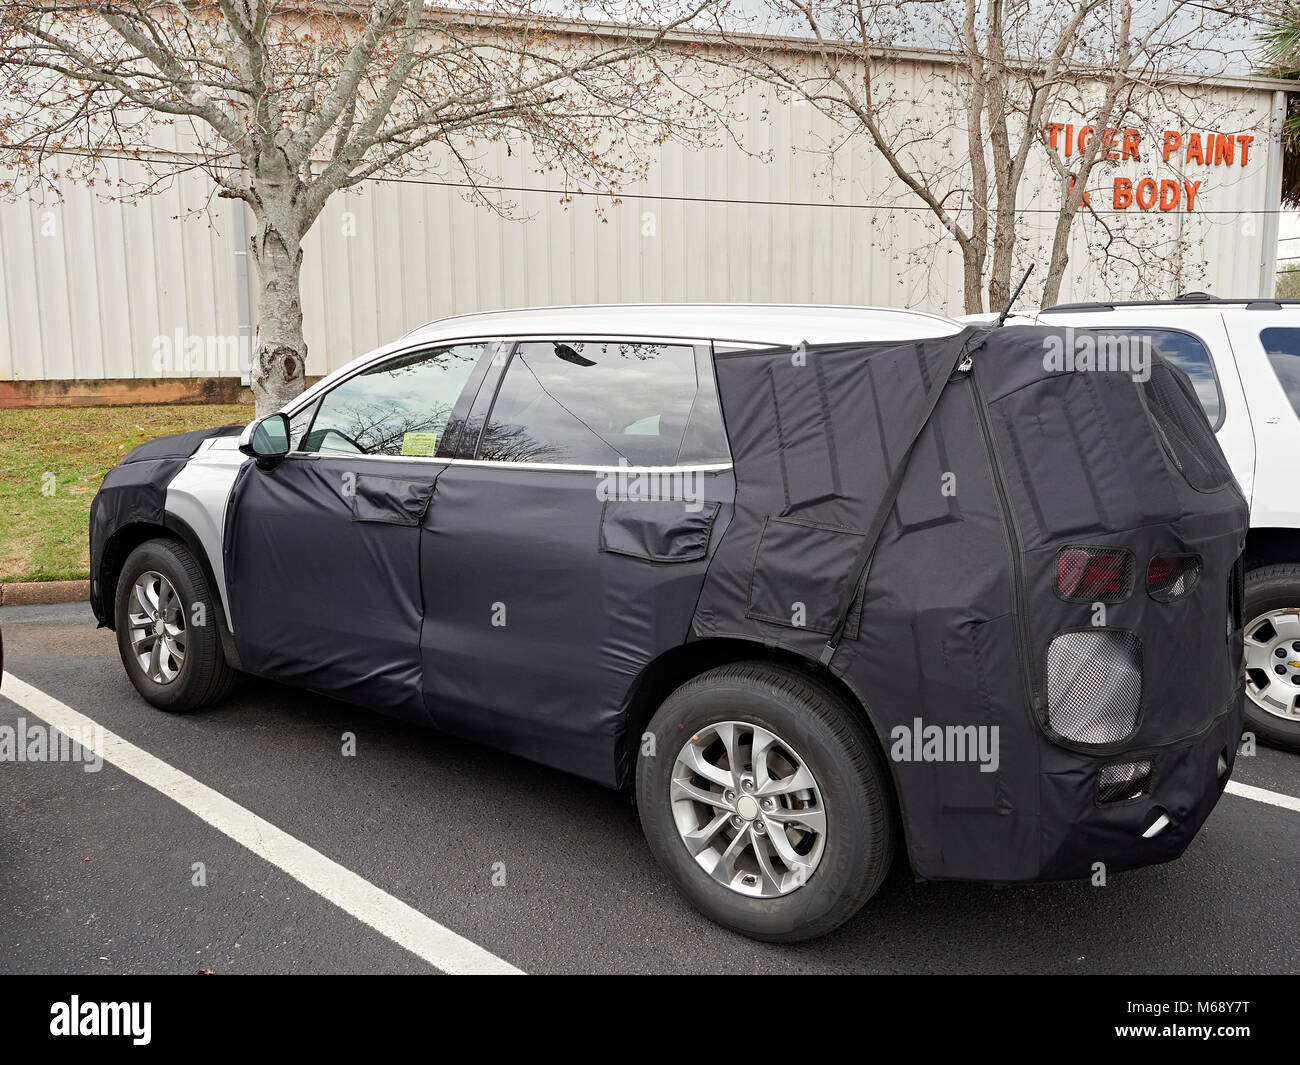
[1225, 779, 1300, 813]
[0, 672, 523, 976]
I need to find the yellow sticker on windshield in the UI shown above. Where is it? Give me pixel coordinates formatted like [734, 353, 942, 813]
[400, 432, 438, 457]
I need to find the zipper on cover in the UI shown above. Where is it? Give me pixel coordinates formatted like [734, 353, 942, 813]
[966, 370, 1038, 721]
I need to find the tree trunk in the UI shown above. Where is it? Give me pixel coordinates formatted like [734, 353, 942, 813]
[961, 240, 987, 315]
[986, 203, 1016, 312]
[248, 189, 309, 417]
[1040, 219, 1072, 309]
[1041, 176, 1086, 308]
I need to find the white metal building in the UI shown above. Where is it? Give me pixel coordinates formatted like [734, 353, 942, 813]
[0, 38, 1291, 390]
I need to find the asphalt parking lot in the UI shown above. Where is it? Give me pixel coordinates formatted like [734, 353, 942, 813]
[1, 600, 1297, 975]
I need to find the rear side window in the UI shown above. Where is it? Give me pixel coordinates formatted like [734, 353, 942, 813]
[1139, 358, 1233, 493]
[1126, 329, 1221, 428]
[302, 344, 483, 457]
[1259, 328, 1300, 419]
[475, 341, 727, 466]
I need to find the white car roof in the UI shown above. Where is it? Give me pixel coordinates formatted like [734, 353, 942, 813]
[404, 302, 963, 346]
[955, 311, 1036, 326]
[288, 303, 964, 413]
[1024, 297, 1300, 322]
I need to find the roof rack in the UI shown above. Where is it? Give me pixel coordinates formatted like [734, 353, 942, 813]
[1043, 293, 1300, 313]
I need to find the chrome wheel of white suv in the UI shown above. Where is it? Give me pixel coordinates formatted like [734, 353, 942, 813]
[1241, 565, 1300, 753]
[1244, 608, 1300, 721]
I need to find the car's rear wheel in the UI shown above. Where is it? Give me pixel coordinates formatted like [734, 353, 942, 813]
[636, 661, 895, 942]
[1243, 564, 1300, 753]
[114, 538, 235, 711]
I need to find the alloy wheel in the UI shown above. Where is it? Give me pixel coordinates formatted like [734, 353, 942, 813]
[670, 721, 827, 898]
[126, 570, 187, 684]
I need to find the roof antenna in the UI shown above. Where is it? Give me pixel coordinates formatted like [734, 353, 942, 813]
[996, 264, 1035, 327]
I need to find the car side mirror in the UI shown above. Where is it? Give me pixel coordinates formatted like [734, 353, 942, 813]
[239, 413, 291, 466]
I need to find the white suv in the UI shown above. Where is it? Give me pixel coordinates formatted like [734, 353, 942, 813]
[1009, 294, 1300, 752]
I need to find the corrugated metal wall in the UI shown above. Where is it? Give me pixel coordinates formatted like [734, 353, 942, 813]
[0, 65, 1282, 382]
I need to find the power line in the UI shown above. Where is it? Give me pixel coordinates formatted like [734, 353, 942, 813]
[8, 145, 1294, 218]
[368, 171, 1296, 216]
[1186, 0, 1276, 27]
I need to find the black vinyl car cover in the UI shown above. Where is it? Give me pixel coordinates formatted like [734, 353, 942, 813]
[693, 325, 1247, 883]
[414, 466, 732, 787]
[93, 323, 1246, 887]
[88, 424, 244, 624]
[221, 457, 441, 720]
[220, 451, 734, 784]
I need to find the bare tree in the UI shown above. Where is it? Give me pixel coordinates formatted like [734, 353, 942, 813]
[1258, 0, 1300, 209]
[712, 0, 1258, 313]
[0, 1, 724, 413]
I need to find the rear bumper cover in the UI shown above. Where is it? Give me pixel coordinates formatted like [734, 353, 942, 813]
[1034, 692, 1243, 882]
[910, 691, 1243, 884]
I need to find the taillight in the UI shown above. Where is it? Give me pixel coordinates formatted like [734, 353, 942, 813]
[1146, 553, 1202, 602]
[1056, 546, 1134, 603]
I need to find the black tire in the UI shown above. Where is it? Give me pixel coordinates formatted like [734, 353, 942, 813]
[1243, 564, 1300, 753]
[636, 661, 895, 943]
[114, 538, 236, 712]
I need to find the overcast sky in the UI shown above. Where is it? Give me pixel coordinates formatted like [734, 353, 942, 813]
[1279, 211, 1300, 264]
[705, 0, 1266, 76]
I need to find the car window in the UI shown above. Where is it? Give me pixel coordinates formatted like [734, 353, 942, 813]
[475, 341, 726, 466]
[1126, 329, 1222, 428]
[1259, 328, 1300, 419]
[301, 344, 483, 457]
[287, 400, 318, 451]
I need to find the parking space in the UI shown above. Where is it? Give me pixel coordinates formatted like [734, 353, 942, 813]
[2, 601, 1298, 975]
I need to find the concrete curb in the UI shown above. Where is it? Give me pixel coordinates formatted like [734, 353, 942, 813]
[0, 580, 91, 606]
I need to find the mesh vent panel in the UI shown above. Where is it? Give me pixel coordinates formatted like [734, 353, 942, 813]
[1097, 760, 1152, 804]
[1046, 629, 1142, 744]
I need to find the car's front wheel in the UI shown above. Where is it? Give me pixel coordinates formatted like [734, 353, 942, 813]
[1243, 564, 1300, 753]
[636, 661, 895, 942]
[114, 538, 235, 711]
